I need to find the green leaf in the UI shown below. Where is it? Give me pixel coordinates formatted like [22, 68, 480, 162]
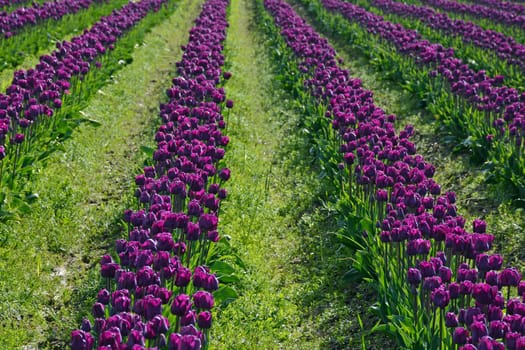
[213, 285, 238, 307]
[140, 145, 155, 157]
[210, 261, 237, 276]
[11, 197, 31, 215]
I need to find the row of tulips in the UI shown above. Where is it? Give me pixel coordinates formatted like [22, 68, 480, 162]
[0, 0, 104, 38]
[418, 0, 525, 31]
[371, 0, 525, 74]
[320, 0, 525, 195]
[0, 0, 31, 11]
[466, 0, 525, 15]
[71, 0, 232, 348]
[0, 0, 130, 74]
[263, 0, 525, 348]
[0, 0, 167, 194]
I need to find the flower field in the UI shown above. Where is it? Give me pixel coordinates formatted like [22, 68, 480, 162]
[0, 0, 524, 348]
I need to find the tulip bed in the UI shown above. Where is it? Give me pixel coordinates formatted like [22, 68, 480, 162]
[419, 0, 525, 31]
[70, 0, 232, 348]
[0, 0, 103, 39]
[258, 0, 525, 348]
[0, 0, 177, 221]
[370, 0, 525, 80]
[464, 0, 525, 15]
[0, 0, 523, 346]
[299, 0, 525, 199]
[0, 0, 130, 71]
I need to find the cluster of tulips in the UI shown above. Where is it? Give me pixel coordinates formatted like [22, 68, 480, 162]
[322, 0, 525, 145]
[0, 0, 103, 38]
[372, 0, 525, 73]
[264, 0, 525, 348]
[419, 0, 525, 30]
[0, 0, 29, 10]
[71, 0, 231, 348]
[321, 0, 525, 198]
[470, 0, 525, 15]
[0, 0, 166, 185]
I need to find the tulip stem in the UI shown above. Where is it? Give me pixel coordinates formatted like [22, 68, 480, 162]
[439, 308, 443, 350]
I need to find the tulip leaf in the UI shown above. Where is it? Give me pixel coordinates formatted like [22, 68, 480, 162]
[213, 285, 238, 307]
[140, 145, 155, 157]
[11, 197, 31, 215]
[210, 261, 236, 276]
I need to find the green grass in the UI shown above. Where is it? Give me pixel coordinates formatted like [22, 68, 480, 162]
[210, 0, 318, 346]
[0, 0, 204, 346]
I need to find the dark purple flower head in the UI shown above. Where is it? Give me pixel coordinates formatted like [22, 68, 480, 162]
[143, 296, 163, 320]
[407, 267, 422, 285]
[197, 311, 212, 329]
[99, 327, 123, 348]
[193, 290, 214, 309]
[486, 271, 499, 286]
[218, 168, 230, 181]
[499, 268, 521, 287]
[488, 305, 503, 322]
[100, 262, 120, 279]
[453, 327, 469, 345]
[71, 330, 94, 350]
[175, 267, 192, 287]
[489, 320, 509, 339]
[488, 255, 503, 271]
[422, 276, 442, 291]
[473, 219, 487, 233]
[180, 334, 202, 350]
[446, 312, 459, 328]
[449, 282, 460, 299]
[438, 266, 452, 283]
[473, 283, 498, 305]
[419, 260, 436, 278]
[471, 321, 489, 343]
[97, 288, 111, 305]
[198, 213, 218, 231]
[171, 293, 192, 316]
[506, 332, 520, 350]
[12, 133, 24, 144]
[431, 286, 450, 308]
[181, 310, 196, 327]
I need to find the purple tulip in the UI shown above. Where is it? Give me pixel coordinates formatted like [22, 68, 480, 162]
[446, 312, 459, 328]
[197, 311, 212, 329]
[453, 327, 469, 345]
[175, 267, 192, 287]
[193, 290, 214, 309]
[171, 294, 192, 316]
[498, 268, 521, 287]
[70, 330, 94, 350]
[180, 310, 196, 327]
[473, 283, 498, 305]
[471, 321, 489, 343]
[431, 287, 450, 308]
[489, 320, 509, 339]
[506, 332, 520, 350]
